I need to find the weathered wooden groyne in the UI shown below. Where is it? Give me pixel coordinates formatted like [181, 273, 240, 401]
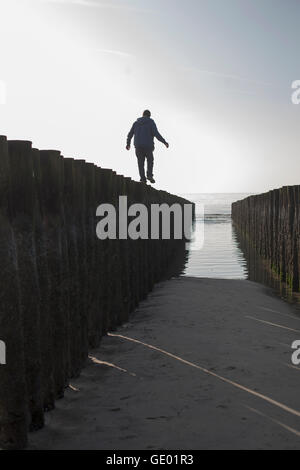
[232, 186, 300, 291]
[0, 136, 193, 449]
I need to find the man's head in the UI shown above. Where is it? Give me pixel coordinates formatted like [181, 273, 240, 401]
[143, 110, 151, 117]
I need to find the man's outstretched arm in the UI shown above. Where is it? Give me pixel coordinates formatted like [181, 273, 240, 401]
[126, 123, 135, 150]
[152, 121, 169, 147]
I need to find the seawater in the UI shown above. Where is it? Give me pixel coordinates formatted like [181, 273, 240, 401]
[181, 193, 251, 279]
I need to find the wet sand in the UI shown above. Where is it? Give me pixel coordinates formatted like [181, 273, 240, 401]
[29, 277, 300, 450]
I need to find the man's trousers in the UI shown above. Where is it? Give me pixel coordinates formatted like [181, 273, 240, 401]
[135, 147, 154, 180]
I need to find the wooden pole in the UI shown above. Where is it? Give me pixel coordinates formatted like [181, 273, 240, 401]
[8, 140, 43, 433]
[0, 137, 28, 449]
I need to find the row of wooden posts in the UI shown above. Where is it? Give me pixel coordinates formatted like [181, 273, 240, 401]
[232, 186, 300, 291]
[0, 136, 193, 449]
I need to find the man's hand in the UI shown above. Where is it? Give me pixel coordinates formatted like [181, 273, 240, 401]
[165, 142, 169, 149]
[126, 145, 130, 151]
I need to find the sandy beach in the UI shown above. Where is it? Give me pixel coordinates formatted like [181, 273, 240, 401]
[29, 277, 300, 450]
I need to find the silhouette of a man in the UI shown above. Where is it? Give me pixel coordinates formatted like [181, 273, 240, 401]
[126, 110, 169, 184]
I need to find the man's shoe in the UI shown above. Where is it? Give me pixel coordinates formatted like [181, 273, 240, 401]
[140, 178, 147, 184]
[147, 176, 156, 184]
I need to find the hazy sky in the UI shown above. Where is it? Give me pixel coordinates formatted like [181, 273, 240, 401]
[0, 0, 300, 193]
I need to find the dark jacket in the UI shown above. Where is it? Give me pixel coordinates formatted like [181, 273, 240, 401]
[127, 116, 167, 150]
